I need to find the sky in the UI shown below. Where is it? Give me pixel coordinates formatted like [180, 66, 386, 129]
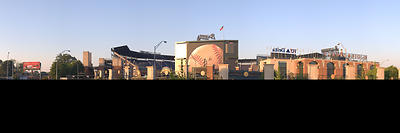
[0, 0, 399, 72]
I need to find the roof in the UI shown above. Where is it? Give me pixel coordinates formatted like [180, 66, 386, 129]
[238, 59, 258, 63]
[111, 45, 175, 61]
[176, 40, 238, 44]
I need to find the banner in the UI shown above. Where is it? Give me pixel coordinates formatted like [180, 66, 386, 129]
[271, 48, 297, 55]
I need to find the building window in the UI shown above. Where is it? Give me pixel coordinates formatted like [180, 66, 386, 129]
[357, 64, 363, 78]
[225, 43, 234, 54]
[327, 62, 335, 79]
[343, 64, 347, 79]
[297, 62, 304, 79]
[278, 61, 287, 79]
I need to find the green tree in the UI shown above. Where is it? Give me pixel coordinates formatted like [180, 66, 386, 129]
[12, 62, 24, 80]
[366, 66, 377, 80]
[49, 54, 84, 79]
[274, 68, 283, 80]
[384, 66, 398, 80]
[356, 65, 366, 80]
[0, 60, 15, 77]
[288, 72, 295, 80]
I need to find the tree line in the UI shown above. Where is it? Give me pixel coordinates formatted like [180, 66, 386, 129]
[0, 53, 84, 80]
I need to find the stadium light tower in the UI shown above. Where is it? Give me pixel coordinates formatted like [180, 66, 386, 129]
[153, 41, 167, 80]
[56, 50, 70, 80]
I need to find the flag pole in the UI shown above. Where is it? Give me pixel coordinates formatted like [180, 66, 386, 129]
[220, 25, 224, 40]
[223, 27, 225, 40]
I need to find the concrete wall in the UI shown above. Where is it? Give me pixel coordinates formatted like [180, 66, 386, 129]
[108, 69, 113, 80]
[147, 66, 154, 80]
[99, 58, 105, 66]
[377, 67, 385, 80]
[175, 58, 188, 78]
[308, 64, 319, 80]
[206, 66, 214, 80]
[259, 58, 380, 80]
[263, 64, 274, 80]
[287, 59, 297, 77]
[124, 66, 131, 80]
[112, 57, 122, 67]
[345, 65, 356, 80]
[219, 64, 229, 80]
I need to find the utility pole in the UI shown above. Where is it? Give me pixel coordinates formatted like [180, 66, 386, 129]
[7, 52, 9, 80]
[77, 60, 79, 79]
[11, 62, 14, 79]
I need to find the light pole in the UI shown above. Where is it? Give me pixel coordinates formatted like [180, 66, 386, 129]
[76, 60, 79, 79]
[56, 50, 70, 80]
[153, 41, 167, 80]
[6, 52, 9, 80]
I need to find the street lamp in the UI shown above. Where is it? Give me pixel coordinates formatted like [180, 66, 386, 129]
[6, 52, 9, 80]
[154, 41, 167, 79]
[56, 50, 70, 80]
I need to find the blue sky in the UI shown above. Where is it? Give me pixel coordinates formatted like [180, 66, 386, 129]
[0, 0, 399, 71]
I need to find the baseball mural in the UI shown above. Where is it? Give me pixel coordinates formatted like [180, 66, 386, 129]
[188, 44, 223, 69]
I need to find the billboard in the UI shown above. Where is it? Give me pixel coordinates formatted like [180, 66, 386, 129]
[23, 62, 41, 71]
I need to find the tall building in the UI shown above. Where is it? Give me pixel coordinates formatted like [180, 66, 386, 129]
[83, 51, 92, 67]
[83, 51, 94, 78]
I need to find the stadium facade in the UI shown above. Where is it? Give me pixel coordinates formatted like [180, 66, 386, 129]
[258, 45, 384, 80]
[93, 45, 174, 80]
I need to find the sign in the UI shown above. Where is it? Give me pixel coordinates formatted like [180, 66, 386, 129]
[347, 53, 368, 61]
[23, 62, 41, 70]
[323, 51, 367, 61]
[271, 48, 297, 55]
[161, 67, 171, 76]
[244, 72, 249, 77]
[197, 34, 216, 41]
[201, 71, 206, 76]
[321, 45, 368, 61]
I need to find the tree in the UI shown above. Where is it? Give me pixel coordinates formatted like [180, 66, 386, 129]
[356, 65, 366, 80]
[12, 62, 24, 80]
[274, 68, 283, 80]
[366, 66, 377, 80]
[288, 72, 295, 80]
[49, 54, 84, 79]
[384, 66, 398, 80]
[0, 60, 15, 77]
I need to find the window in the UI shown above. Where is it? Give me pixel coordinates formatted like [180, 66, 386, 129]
[225, 43, 234, 53]
[327, 62, 335, 79]
[343, 64, 347, 79]
[298, 62, 304, 78]
[278, 61, 287, 79]
[357, 64, 363, 78]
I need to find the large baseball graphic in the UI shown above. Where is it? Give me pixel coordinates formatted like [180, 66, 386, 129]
[188, 44, 223, 69]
